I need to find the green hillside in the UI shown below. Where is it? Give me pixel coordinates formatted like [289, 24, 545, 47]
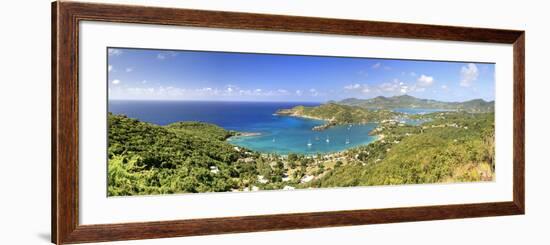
[275, 103, 398, 125]
[108, 109, 494, 196]
[108, 113, 249, 196]
[304, 112, 495, 187]
[337, 95, 494, 113]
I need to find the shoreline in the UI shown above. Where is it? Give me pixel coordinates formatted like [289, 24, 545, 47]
[235, 132, 262, 137]
[278, 113, 379, 131]
[227, 130, 382, 158]
[227, 132, 262, 141]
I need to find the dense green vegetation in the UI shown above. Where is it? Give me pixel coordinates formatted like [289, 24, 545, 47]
[108, 107, 495, 196]
[336, 95, 494, 113]
[275, 103, 398, 125]
[305, 111, 494, 187]
[108, 113, 247, 195]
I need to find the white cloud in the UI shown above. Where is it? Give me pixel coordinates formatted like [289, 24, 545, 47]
[108, 65, 113, 72]
[344, 83, 371, 95]
[379, 80, 400, 92]
[192, 85, 296, 98]
[161, 86, 185, 97]
[460, 63, 479, 87]
[295, 90, 302, 96]
[125, 67, 133, 73]
[417, 74, 435, 87]
[441, 85, 448, 90]
[122, 86, 186, 98]
[410, 72, 417, 77]
[277, 89, 289, 94]
[379, 83, 394, 92]
[108, 49, 123, 56]
[198, 86, 228, 96]
[377, 79, 421, 95]
[344, 84, 361, 90]
[309, 88, 319, 96]
[125, 87, 154, 96]
[157, 51, 178, 60]
[371, 62, 381, 69]
[239, 89, 264, 96]
[112, 83, 303, 100]
[224, 84, 240, 94]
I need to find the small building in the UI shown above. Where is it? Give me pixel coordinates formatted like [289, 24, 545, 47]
[209, 166, 219, 174]
[257, 175, 269, 184]
[300, 175, 314, 183]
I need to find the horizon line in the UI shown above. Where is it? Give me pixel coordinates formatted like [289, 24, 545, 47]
[108, 99, 325, 103]
[108, 95, 494, 104]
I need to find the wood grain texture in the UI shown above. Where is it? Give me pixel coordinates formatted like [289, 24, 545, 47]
[53, 1, 80, 244]
[61, 1, 523, 43]
[513, 33, 525, 213]
[51, 2, 58, 243]
[52, 1, 525, 244]
[64, 202, 521, 244]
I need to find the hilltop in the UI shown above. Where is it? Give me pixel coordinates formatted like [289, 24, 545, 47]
[335, 95, 494, 113]
[275, 103, 398, 129]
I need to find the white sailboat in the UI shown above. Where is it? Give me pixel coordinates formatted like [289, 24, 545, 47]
[325, 136, 330, 143]
[345, 137, 350, 144]
[307, 139, 312, 147]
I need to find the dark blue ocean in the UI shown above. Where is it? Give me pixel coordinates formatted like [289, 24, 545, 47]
[109, 100, 378, 155]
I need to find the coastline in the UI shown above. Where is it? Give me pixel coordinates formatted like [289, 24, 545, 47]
[235, 132, 262, 137]
[274, 111, 328, 123]
[227, 131, 262, 142]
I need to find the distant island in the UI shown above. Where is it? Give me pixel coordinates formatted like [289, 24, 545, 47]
[333, 94, 494, 113]
[275, 103, 398, 131]
[275, 95, 493, 130]
[108, 95, 495, 196]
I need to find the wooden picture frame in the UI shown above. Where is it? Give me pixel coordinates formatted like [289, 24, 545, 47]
[52, 1, 525, 244]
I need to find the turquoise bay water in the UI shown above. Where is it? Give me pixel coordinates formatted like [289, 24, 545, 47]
[229, 117, 377, 155]
[393, 108, 452, 114]
[109, 101, 378, 155]
[392, 108, 452, 125]
[109, 102, 446, 155]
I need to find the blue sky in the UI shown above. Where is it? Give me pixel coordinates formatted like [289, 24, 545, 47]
[107, 47, 495, 102]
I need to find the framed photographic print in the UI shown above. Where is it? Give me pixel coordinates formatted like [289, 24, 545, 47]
[52, 1, 525, 244]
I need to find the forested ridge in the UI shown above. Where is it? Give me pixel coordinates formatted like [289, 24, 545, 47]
[275, 103, 398, 127]
[108, 113, 243, 195]
[336, 94, 494, 113]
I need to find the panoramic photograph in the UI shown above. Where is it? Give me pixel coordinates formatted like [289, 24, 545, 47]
[107, 47, 495, 197]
